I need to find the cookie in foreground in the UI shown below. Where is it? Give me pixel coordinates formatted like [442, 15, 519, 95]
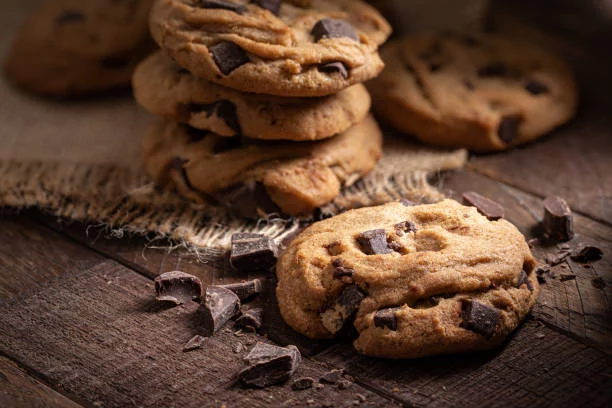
[276, 199, 538, 358]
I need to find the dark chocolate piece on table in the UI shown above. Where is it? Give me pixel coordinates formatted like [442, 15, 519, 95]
[210, 41, 250, 75]
[462, 191, 505, 221]
[292, 377, 314, 391]
[319, 369, 344, 385]
[542, 196, 574, 242]
[373, 308, 399, 331]
[545, 250, 570, 266]
[357, 229, 392, 255]
[230, 232, 278, 271]
[252, 0, 282, 15]
[312, 19, 358, 42]
[319, 62, 348, 79]
[154, 271, 203, 305]
[320, 285, 366, 334]
[183, 335, 207, 352]
[570, 245, 603, 263]
[235, 308, 264, 331]
[198, 0, 247, 14]
[460, 300, 500, 338]
[219, 279, 264, 301]
[497, 115, 522, 144]
[198, 286, 240, 336]
[239, 342, 301, 388]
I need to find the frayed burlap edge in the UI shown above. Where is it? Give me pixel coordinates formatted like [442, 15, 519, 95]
[0, 148, 466, 251]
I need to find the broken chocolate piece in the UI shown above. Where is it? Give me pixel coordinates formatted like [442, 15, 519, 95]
[252, 0, 282, 15]
[570, 245, 603, 263]
[545, 250, 570, 266]
[460, 300, 500, 338]
[517, 270, 534, 292]
[312, 19, 358, 42]
[462, 192, 505, 221]
[543, 196, 574, 242]
[373, 308, 399, 331]
[230, 232, 278, 271]
[319, 370, 344, 385]
[320, 285, 366, 334]
[198, 0, 247, 14]
[235, 308, 264, 331]
[497, 115, 521, 144]
[198, 286, 240, 336]
[332, 259, 354, 279]
[183, 335, 207, 352]
[292, 377, 314, 391]
[477, 62, 508, 77]
[239, 343, 301, 388]
[219, 279, 264, 301]
[394, 221, 417, 236]
[210, 41, 249, 75]
[525, 79, 549, 95]
[154, 271, 203, 305]
[319, 62, 348, 79]
[55, 10, 85, 24]
[535, 265, 552, 284]
[357, 229, 392, 255]
[388, 241, 404, 253]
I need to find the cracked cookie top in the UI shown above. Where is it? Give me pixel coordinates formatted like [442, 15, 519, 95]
[149, 0, 391, 96]
[276, 199, 538, 358]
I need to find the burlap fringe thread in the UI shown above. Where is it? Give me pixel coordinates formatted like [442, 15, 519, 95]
[0, 151, 466, 251]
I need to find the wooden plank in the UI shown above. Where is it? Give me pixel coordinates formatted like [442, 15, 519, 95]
[0, 356, 84, 408]
[441, 170, 612, 349]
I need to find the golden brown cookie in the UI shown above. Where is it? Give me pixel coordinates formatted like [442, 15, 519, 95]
[4, 0, 155, 96]
[149, 0, 391, 97]
[142, 115, 383, 216]
[368, 33, 578, 152]
[276, 199, 538, 358]
[133, 51, 371, 141]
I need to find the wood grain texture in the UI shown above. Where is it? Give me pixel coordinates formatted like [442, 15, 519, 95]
[0, 356, 84, 408]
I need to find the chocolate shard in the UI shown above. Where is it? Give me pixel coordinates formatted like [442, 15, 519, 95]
[239, 343, 301, 388]
[183, 335, 207, 352]
[198, 286, 240, 336]
[517, 270, 534, 292]
[55, 10, 85, 24]
[312, 19, 358, 42]
[545, 250, 570, 266]
[292, 377, 314, 391]
[462, 192, 505, 221]
[570, 245, 603, 263]
[394, 221, 417, 236]
[460, 300, 500, 338]
[219, 279, 264, 301]
[320, 285, 366, 335]
[154, 271, 203, 305]
[217, 181, 282, 219]
[252, 0, 282, 15]
[525, 78, 549, 95]
[332, 259, 354, 280]
[543, 196, 574, 242]
[357, 229, 392, 255]
[210, 41, 249, 75]
[497, 115, 522, 144]
[373, 308, 399, 331]
[230, 232, 278, 271]
[198, 0, 247, 14]
[235, 308, 264, 331]
[319, 62, 348, 79]
[319, 369, 344, 385]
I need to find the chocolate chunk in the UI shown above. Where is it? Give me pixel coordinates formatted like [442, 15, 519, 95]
[559, 274, 576, 282]
[230, 232, 278, 271]
[462, 192, 505, 221]
[517, 270, 534, 292]
[252, 0, 282, 15]
[498, 115, 521, 144]
[545, 250, 570, 266]
[570, 245, 603, 263]
[212, 136, 243, 154]
[394, 221, 417, 236]
[154, 271, 203, 305]
[239, 343, 301, 388]
[400, 198, 416, 207]
[592, 277, 606, 289]
[319, 369, 344, 385]
[292, 377, 314, 391]
[210, 41, 249, 75]
[357, 229, 392, 255]
[198, 0, 247, 14]
[219, 279, 264, 301]
[388, 241, 404, 253]
[543, 196, 574, 242]
[312, 19, 358, 42]
[183, 335, 207, 352]
[332, 259, 354, 279]
[318, 62, 349, 79]
[100, 57, 130, 69]
[373, 308, 399, 331]
[525, 79, 549, 95]
[477, 62, 508, 77]
[535, 265, 552, 284]
[460, 300, 500, 338]
[198, 286, 240, 336]
[55, 10, 85, 24]
[320, 285, 366, 334]
[235, 308, 264, 331]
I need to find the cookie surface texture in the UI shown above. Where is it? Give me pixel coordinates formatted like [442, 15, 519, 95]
[133, 51, 371, 141]
[149, 0, 391, 96]
[368, 33, 578, 151]
[141, 115, 383, 216]
[276, 199, 539, 358]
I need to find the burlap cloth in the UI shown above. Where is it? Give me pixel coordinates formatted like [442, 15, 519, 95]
[0, 0, 467, 249]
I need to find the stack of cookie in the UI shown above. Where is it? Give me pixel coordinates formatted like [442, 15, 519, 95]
[133, 0, 392, 217]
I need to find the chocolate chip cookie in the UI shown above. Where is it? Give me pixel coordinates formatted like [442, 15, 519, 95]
[142, 115, 382, 216]
[368, 33, 578, 152]
[4, 0, 155, 96]
[276, 199, 539, 358]
[149, 0, 391, 97]
[133, 51, 371, 141]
